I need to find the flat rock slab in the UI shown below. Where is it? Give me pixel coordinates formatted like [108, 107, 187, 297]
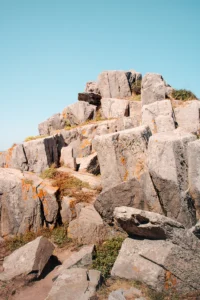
[45, 268, 101, 300]
[0, 237, 54, 281]
[101, 98, 129, 119]
[111, 237, 200, 293]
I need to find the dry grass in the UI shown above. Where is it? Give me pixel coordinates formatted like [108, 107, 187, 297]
[24, 135, 48, 142]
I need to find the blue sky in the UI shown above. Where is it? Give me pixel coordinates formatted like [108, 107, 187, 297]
[0, 0, 200, 150]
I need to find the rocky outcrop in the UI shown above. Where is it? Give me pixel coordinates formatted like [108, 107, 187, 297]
[0, 237, 54, 281]
[62, 101, 97, 126]
[38, 113, 65, 136]
[111, 237, 200, 293]
[0, 168, 59, 236]
[142, 100, 175, 134]
[78, 92, 101, 106]
[45, 268, 102, 300]
[174, 100, 200, 134]
[101, 98, 129, 119]
[68, 205, 109, 244]
[141, 73, 172, 106]
[108, 287, 145, 300]
[93, 125, 152, 190]
[77, 152, 100, 175]
[148, 130, 197, 228]
[94, 177, 162, 223]
[85, 81, 100, 94]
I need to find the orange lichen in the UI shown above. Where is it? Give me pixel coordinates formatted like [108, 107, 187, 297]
[21, 179, 38, 201]
[134, 159, 145, 180]
[123, 170, 129, 181]
[120, 157, 126, 165]
[5, 144, 17, 168]
[80, 139, 91, 149]
[164, 271, 177, 290]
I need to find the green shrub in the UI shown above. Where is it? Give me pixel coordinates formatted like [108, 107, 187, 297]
[92, 237, 124, 279]
[51, 225, 71, 248]
[172, 89, 198, 101]
[40, 164, 57, 179]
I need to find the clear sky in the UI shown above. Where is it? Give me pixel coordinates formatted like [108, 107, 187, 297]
[0, 0, 200, 150]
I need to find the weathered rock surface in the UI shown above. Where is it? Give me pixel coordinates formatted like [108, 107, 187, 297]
[188, 139, 200, 217]
[62, 101, 96, 126]
[141, 73, 172, 106]
[142, 100, 175, 134]
[101, 98, 129, 119]
[93, 125, 152, 190]
[148, 130, 197, 228]
[0, 168, 59, 236]
[60, 146, 76, 169]
[97, 71, 132, 99]
[94, 176, 162, 222]
[111, 237, 200, 293]
[77, 152, 100, 175]
[55, 245, 95, 277]
[78, 92, 101, 106]
[60, 196, 77, 224]
[68, 205, 109, 244]
[114, 207, 184, 240]
[38, 113, 65, 136]
[174, 100, 200, 134]
[129, 101, 142, 124]
[0, 237, 54, 281]
[45, 268, 101, 300]
[85, 81, 100, 94]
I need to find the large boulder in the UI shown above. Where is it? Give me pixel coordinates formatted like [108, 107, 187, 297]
[0, 168, 58, 236]
[148, 130, 197, 228]
[68, 205, 109, 244]
[188, 139, 200, 217]
[62, 101, 96, 126]
[174, 100, 200, 134]
[93, 125, 152, 190]
[142, 100, 175, 134]
[38, 113, 65, 136]
[0, 144, 28, 170]
[111, 237, 200, 293]
[45, 268, 102, 300]
[101, 98, 129, 119]
[77, 152, 100, 175]
[0, 237, 54, 281]
[78, 92, 101, 106]
[129, 101, 142, 125]
[97, 71, 132, 99]
[113, 207, 184, 240]
[94, 176, 162, 223]
[141, 73, 172, 106]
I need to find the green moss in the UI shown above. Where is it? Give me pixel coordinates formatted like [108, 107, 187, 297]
[92, 237, 124, 279]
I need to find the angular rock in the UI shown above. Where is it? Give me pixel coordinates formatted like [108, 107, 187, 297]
[38, 113, 65, 136]
[111, 237, 200, 293]
[142, 100, 175, 134]
[45, 268, 101, 300]
[60, 146, 77, 169]
[93, 125, 152, 190]
[141, 73, 171, 106]
[62, 101, 96, 126]
[77, 152, 100, 175]
[0, 168, 59, 236]
[94, 176, 162, 222]
[129, 101, 142, 124]
[23, 136, 59, 174]
[0, 237, 54, 281]
[60, 196, 77, 224]
[115, 116, 140, 131]
[148, 130, 197, 228]
[174, 100, 200, 134]
[78, 92, 101, 106]
[0, 144, 28, 170]
[101, 98, 129, 119]
[188, 139, 200, 217]
[85, 81, 100, 94]
[97, 71, 132, 99]
[68, 205, 108, 244]
[55, 245, 95, 277]
[114, 207, 184, 240]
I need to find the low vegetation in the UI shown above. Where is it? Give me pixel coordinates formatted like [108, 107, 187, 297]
[171, 89, 198, 101]
[131, 79, 142, 95]
[92, 237, 124, 279]
[6, 225, 71, 252]
[24, 135, 48, 142]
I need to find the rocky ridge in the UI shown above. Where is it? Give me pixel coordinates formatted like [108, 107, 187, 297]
[1, 69, 200, 299]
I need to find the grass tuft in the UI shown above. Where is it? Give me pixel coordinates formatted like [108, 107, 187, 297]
[171, 89, 198, 101]
[24, 135, 48, 142]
